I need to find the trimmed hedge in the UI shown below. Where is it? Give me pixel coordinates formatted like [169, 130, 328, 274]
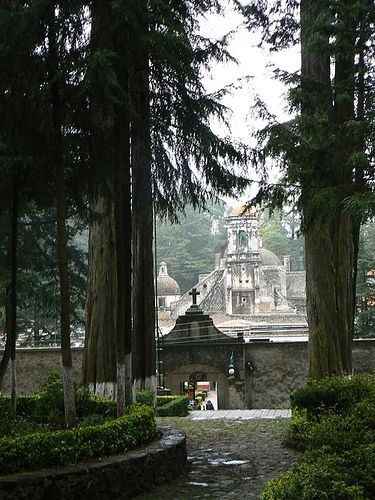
[157, 396, 188, 417]
[290, 374, 375, 419]
[262, 375, 375, 499]
[0, 404, 156, 475]
[262, 453, 367, 500]
[0, 393, 117, 424]
[136, 390, 155, 407]
[157, 396, 182, 408]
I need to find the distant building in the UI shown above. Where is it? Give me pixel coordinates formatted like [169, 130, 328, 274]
[156, 262, 181, 313]
[170, 204, 307, 331]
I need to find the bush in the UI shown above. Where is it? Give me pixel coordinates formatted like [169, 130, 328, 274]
[290, 375, 375, 419]
[156, 395, 180, 407]
[76, 391, 116, 418]
[287, 397, 375, 453]
[263, 376, 375, 499]
[0, 404, 156, 474]
[261, 454, 366, 500]
[284, 409, 311, 451]
[157, 396, 188, 417]
[136, 390, 155, 407]
[263, 444, 375, 500]
[0, 387, 117, 426]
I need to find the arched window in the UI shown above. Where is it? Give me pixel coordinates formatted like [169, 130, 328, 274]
[238, 230, 248, 250]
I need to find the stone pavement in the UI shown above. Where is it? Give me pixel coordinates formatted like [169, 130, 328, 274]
[138, 416, 298, 499]
[190, 409, 291, 420]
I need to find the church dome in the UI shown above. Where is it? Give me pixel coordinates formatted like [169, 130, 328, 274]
[259, 248, 281, 266]
[157, 262, 180, 296]
[230, 204, 258, 217]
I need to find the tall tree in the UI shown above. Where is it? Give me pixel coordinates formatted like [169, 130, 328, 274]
[130, 0, 156, 394]
[47, 3, 76, 426]
[242, 0, 375, 377]
[301, 0, 354, 377]
[83, 0, 248, 398]
[83, 1, 132, 411]
[8, 176, 18, 415]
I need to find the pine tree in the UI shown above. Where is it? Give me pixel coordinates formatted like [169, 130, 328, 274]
[0, 1, 88, 423]
[83, 0, 249, 401]
[241, 0, 375, 378]
[83, 1, 132, 412]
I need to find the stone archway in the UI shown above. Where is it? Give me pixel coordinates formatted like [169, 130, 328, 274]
[165, 363, 230, 409]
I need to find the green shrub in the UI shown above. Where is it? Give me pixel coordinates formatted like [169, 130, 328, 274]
[0, 389, 117, 426]
[156, 395, 180, 407]
[290, 375, 375, 419]
[0, 404, 156, 474]
[287, 398, 375, 454]
[284, 409, 311, 450]
[157, 396, 188, 417]
[261, 454, 366, 500]
[263, 377, 375, 499]
[76, 392, 116, 418]
[306, 415, 369, 454]
[347, 444, 375, 498]
[136, 390, 155, 407]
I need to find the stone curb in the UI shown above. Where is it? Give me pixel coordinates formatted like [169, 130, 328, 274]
[0, 427, 186, 500]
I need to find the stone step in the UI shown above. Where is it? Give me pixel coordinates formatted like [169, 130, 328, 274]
[189, 409, 291, 420]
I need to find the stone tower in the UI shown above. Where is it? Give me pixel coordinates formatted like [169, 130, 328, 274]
[225, 205, 261, 315]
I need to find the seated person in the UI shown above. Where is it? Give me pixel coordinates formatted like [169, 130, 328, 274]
[206, 400, 214, 410]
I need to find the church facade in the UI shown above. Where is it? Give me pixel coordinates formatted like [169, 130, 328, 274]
[170, 205, 306, 325]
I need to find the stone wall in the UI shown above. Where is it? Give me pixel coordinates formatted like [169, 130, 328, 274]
[247, 339, 375, 408]
[0, 348, 83, 394]
[162, 339, 375, 409]
[246, 341, 308, 408]
[3, 340, 375, 408]
[0, 427, 187, 500]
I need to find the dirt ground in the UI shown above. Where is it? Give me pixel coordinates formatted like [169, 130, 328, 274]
[137, 417, 298, 499]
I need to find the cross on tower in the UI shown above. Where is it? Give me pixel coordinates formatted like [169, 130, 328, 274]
[189, 288, 200, 305]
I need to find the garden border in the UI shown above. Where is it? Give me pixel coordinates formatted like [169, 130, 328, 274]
[0, 427, 186, 500]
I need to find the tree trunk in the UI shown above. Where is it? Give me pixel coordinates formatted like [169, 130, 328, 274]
[48, 6, 76, 426]
[131, 2, 156, 396]
[0, 288, 11, 390]
[352, 17, 367, 331]
[84, 195, 117, 397]
[301, 0, 355, 378]
[84, 1, 132, 408]
[305, 215, 353, 376]
[9, 179, 18, 415]
[114, 115, 132, 415]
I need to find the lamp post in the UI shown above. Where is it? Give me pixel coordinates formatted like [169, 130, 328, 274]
[228, 351, 235, 378]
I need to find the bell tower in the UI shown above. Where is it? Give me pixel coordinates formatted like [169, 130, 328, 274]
[225, 205, 261, 315]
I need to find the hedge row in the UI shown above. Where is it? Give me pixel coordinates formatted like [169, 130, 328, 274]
[262, 375, 375, 499]
[0, 393, 189, 422]
[157, 396, 188, 417]
[0, 394, 117, 424]
[290, 374, 375, 418]
[157, 396, 180, 407]
[0, 404, 156, 475]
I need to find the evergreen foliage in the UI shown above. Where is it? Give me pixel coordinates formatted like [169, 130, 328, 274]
[260, 209, 304, 270]
[240, 0, 375, 378]
[0, 403, 156, 474]
[355, 221, 375, 337]
[156, 202, 226, 292]
[263, 376, 375, 499]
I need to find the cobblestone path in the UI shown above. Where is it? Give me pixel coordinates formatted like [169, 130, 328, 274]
[137, 413, 298, 499]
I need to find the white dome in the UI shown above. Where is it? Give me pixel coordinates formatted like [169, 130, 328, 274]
[157, 262, 180, 296]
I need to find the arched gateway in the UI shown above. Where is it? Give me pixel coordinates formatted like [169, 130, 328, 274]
[160, 300, 248, 409]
